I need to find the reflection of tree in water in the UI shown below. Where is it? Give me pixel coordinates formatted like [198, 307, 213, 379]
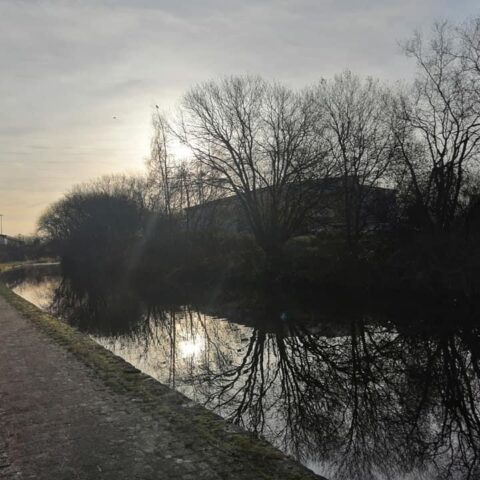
[402, 328, 480, 480]
[191, 318, 480, 480]
[17, 267, 480, 480]
[143, 305, 244, 390]
[91, 303, 248, 399]
[49, 276, 145, 337]
[5, 265, 60, 310]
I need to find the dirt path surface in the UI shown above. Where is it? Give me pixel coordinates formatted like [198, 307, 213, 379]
[0, 291, 322, 480]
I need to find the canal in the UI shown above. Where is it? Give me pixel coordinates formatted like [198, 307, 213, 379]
[4, 264, 480, 480]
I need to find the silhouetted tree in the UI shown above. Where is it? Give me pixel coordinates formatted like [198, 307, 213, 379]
[391, 21, 480, 233]
[315, 71, 396, 248]
[176, 76, 330, 257]
[147, 109, 226, 231]
[38, 175, 146, 289]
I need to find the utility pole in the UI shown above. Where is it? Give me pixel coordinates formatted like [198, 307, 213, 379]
[0, 214, 3, 235]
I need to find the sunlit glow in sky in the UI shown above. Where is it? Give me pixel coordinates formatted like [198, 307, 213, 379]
[1, 0, 479, 234]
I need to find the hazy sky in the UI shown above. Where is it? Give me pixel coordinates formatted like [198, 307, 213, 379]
[1, 0, 479, 235]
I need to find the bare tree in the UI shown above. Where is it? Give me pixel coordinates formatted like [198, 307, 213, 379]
[391, 21, 480, 232]
[455, 17, 480, 78]
[174, 161, 226, 231]
[87, 173, 151, 211]
[147, 109, 174, 218]
[315, 71, 396, 247]
[148, 108, 225, 230]
[176, 75, 329, 257]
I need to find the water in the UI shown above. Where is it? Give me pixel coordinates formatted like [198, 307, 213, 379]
[4, 264, 480, 480]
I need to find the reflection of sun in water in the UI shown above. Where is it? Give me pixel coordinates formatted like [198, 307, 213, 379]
[179, 337, 204, 358]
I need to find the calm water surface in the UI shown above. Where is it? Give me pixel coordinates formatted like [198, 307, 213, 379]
[5, 265, 480, 480]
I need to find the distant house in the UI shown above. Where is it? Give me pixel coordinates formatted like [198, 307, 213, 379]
[0, 234, 25, 247]
[185, 177, 396, 235]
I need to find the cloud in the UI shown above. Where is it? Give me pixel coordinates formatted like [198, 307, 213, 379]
[0, 0, 479, 233]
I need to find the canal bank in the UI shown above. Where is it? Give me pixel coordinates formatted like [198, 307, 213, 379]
[0, 284, 322, 480]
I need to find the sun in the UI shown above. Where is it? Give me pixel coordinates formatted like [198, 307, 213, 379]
[169, 140, 192, 160]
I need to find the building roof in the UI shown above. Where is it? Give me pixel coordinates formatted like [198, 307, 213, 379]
[185, 176, 396, 211]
